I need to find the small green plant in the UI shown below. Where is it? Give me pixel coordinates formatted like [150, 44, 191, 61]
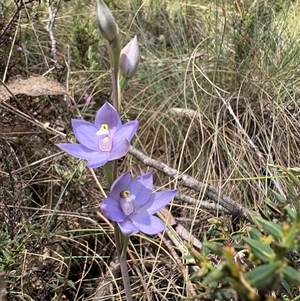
[0, 232, 24, 272]
[189, 168, 300, 300]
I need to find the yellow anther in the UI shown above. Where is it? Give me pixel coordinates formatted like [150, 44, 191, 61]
[120, 190, 130, 198]
[100, 124, 109, 131]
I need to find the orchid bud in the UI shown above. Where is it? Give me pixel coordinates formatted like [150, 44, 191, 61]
[119, 35, 140, 79]
[96, 0, 118, 42]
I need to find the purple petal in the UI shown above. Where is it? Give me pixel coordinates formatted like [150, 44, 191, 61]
[131, 214, 165, 235]
[113, 120, 138, 143]
[86, 151, 111, 168]
[136, 190, 178, 214]
[56, 143, 98, 160]
[110, 172, 132, 202]
[129, 173, 153, 208]
[94, 102, 122, 131]
[118, 218, 139, 236]
[110, 139, 130, 160]
[102, 198, 125, 222]
[72, 119, 99, 151]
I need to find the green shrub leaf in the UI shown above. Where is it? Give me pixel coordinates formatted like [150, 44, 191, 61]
[282, 265, 300, 284]
[243, 237, 276, 262]
[246, 263, 279, 289]
[254, 216, 283, 239]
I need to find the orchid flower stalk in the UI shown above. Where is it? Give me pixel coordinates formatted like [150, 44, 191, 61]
[56, 101, 138, 301]
[95, 3, 134, 299]
[54, 3, 178, 300]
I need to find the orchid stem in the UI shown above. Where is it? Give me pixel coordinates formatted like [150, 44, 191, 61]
[103, 162, 114, 186]
[121, 234, 130, 258]
[107, 34, 132, 301]
[111, 65, 119, 112]
[114, 223, 132, 301]
[119, 75, 129, 109]
[107, 36, 120, 112]
[107, 38, 121, 186]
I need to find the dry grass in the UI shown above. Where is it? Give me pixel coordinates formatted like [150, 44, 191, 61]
[0, 0, 299, 300]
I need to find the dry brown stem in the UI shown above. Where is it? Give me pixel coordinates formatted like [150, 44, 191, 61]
[129, 146, 250, 220]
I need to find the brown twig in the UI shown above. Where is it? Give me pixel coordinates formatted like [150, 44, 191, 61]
[129, 146, 250, 220]
[175, 192, 230, 214]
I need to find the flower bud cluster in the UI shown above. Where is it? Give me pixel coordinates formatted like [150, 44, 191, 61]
[96, 0, 140, 79]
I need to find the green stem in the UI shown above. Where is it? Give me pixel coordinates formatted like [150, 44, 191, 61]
[119, 75, 129, 109]
[114, 223, 132, 301]
[107, 35, 120, 112]
[121, 234, 130, 258]
[107, 36, 121, 195]
[102, 161, 114, 186]
[106, 34, 132, 301]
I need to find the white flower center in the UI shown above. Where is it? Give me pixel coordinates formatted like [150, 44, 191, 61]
[96, 124, 112, 151]
[120, 190, 136, 216]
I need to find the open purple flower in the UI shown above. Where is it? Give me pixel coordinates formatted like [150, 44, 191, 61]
[101, 172, 178, 236]
[56, 102, 138, 169]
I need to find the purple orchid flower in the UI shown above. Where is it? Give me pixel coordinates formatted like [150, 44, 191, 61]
[56, 102, 138, 168]
[101, 172, 178, 236]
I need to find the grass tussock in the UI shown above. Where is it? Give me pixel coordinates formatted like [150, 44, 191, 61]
[0, 0, 299, 300]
